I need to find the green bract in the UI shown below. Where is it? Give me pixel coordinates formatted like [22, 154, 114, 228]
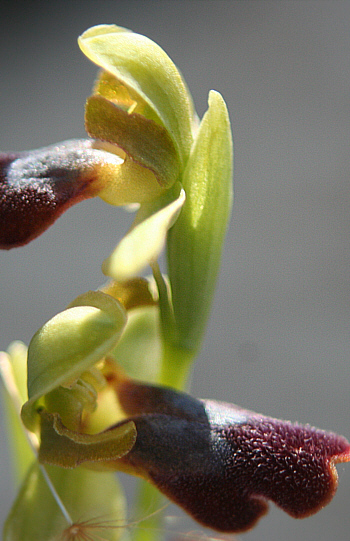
[167, 91, 233, 353]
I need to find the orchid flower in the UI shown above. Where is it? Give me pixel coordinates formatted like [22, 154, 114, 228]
[0, 23, 348, 541]
[1, 24, 232, 378]
[2, 323, 349, 538]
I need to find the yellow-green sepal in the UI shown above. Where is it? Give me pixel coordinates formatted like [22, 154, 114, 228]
[0, 343, 34, 487]
[21, 291, 127, 431]
[78, 24, 195, 165]
[167, 90, 233, 353]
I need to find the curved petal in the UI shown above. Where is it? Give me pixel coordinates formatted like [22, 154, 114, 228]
[0, 139, 123, 249]
[39, 410, 136, 468]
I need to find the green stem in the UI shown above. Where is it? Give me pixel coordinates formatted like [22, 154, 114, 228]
[132, 262, 193, 541]
[151, 261, 195, 390]
[150, 261, 176, 344]
[158, 340, 194, 390]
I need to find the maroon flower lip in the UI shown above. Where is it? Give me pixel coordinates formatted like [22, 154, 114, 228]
[105, 372, 350, 533]
[0, 140, 107, 249]
[35, 352, 350, 534]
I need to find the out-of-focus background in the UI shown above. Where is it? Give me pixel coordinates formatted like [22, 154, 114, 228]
[1, 1, 350, 539]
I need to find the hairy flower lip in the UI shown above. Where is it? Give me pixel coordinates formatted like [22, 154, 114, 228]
[0, 139, 123, 249]
[94, 372, 350, 533]
[0, 130, 178, 250]
[333, 446, 350, 463]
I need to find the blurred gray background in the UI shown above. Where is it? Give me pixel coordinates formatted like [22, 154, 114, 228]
[1, 1, 350, 539]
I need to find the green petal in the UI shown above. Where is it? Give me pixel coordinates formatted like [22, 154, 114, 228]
[85, 94, 180, 188]
[167, 91, 233, 352]
[22, 291, 126, 431]
[78, 24, 195, 165]
[39, 410, 136, 468]
[4, 461, 127, 541]
[102, 187, 186, 282]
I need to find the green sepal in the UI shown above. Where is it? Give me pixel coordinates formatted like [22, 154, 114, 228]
[39, 410, 136, 468]
[167, 90, 233, 352]
[86, 94, 180, 188]
[6, 341, 28, 402]
[3, 461, 128, 541]
[0, 345, 34, 488]
[22, 291, 127, 431]
[102, 186, 185, 282]
[78, 24, 195, 165]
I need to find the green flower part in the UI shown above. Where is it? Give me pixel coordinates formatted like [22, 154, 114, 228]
[1, 280, 162, 540]
[78, 24, 196, 166]
[0, 343, 34, 487]
[167, 90, 233, 354]
[20, 290, 137, 466]
[102, 184, 185, 281]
